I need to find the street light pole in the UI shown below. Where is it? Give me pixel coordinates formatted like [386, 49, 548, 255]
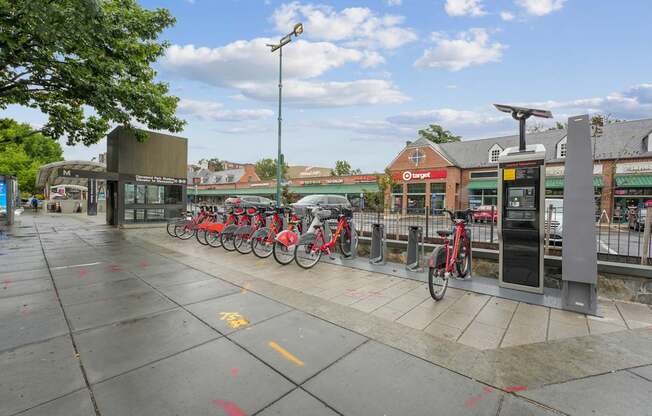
[269, 22, 303, 207]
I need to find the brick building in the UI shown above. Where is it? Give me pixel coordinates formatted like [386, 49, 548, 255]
[385, 118, 652, 217]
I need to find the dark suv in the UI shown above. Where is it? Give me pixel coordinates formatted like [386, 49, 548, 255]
[291, 194, 352, 215]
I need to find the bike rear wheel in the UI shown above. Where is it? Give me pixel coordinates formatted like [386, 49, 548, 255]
[338, 226, 357, 258]
[428, 246, 448, 301]
[294, 235, 322, 269]
[272, 242, 295, 265]
[206, 230, 222, 247]
[456, 233, 471, 278]
[166, 222, 176, 237]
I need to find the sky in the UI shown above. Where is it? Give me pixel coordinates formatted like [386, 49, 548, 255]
[5, 0, 652, 172]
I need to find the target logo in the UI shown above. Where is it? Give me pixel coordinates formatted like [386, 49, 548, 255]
[402, 171, 412, 181]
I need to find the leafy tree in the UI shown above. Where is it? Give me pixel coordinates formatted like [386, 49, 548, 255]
[255, 158, 288, 180]
[0, 119, 63, 194]
[198, 158, 224, 171]
[417, 124, 461, 144]
[0, 0, 185, 145]
[281, 184, 298, 205]
[331, 160, 352, 176]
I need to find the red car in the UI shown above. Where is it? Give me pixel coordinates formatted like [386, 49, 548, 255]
[472, 205, 497, 223]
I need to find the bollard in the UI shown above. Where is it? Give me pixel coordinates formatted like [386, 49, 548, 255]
[406, 225, 424, 272]
[369, 223, 386, 265]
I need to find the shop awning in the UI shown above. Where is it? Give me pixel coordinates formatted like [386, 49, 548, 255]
[188, 182, 379, 196]
[615, 175, 652, 188]
[466, 180, 497, 190]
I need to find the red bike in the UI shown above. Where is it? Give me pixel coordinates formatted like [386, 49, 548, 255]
[195, 206, 220, 245]
[233, 207, 269, 254]
[173, 206, 210, 240]
[428, 209, 473, 300]
[294, 207, 357, 269]
[220, 206, 254, 251]
[202, 206, 242, 248]
[249, 207, 290, 258]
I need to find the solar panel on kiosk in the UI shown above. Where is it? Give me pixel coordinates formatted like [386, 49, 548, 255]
[493, 104, 553, 119]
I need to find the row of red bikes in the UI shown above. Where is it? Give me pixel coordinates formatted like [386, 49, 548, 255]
[166, 204, 358, 269]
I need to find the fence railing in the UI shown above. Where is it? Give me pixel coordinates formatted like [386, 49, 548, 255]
[353, 207, 652, 265]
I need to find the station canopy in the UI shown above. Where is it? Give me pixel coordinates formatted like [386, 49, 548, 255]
[36, 160, 106, 188]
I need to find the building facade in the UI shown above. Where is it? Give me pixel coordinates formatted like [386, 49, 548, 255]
[386, 119, 652, 217]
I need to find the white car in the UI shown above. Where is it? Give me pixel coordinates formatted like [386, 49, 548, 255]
[544, 198, 563, 245]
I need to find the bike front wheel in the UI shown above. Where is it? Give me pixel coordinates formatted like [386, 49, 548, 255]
[272, 242, 295, 265]
[166, 222, 177, 237]
[221, 231, 236, 251]
[235, 234, 253, 254]
[456, 233, 471, 278]
[252, 236, 274, 258]
[174, 224, 195, 240]
[338, 226, 357, 258]
[196, 228, 209, 245]
[294, 236, 322, 269]
[206, 230, 222, 248]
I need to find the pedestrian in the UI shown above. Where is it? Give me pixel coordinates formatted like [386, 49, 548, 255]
[30, 195, 38, 213]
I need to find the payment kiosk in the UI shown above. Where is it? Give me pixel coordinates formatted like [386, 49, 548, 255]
[497, 145, 546, 293]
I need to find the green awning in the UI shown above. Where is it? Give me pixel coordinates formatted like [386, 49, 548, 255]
[615, 175, 652, 187]
[188, 182, 379, 197]
[544, 177, 603, 188]
[466, 180, 497, 190]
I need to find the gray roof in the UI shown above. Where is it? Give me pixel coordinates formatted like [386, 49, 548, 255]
[187, 168, 245, 184]
[406, 118, 652, 169]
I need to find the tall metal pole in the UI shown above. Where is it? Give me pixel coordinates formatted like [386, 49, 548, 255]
[276, 46, 283, 206]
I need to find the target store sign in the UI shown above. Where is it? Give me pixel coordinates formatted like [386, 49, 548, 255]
[394, 169, 447, 181]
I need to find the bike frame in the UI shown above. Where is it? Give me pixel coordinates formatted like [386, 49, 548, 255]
[311, 216, 350, 253]
[442, 219, 468, 274]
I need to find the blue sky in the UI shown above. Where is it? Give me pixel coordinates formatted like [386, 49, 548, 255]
[6, 0, 652, 172]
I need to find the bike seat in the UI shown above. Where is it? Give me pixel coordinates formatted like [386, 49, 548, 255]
[437, 230, 452, 237]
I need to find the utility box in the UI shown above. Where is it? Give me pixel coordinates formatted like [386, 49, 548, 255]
[498, 145, 546, 293]
[0, 174, 17, 226]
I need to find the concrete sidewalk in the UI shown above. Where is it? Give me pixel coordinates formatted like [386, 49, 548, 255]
[1, 213, 651, 416]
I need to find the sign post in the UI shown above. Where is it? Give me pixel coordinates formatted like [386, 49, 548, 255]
[87, 178, 97, 216]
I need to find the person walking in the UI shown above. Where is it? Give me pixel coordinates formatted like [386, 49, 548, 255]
[30, 195, 38, 213]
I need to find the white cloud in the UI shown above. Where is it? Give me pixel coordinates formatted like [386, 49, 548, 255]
[238, 79, 409, 107]
[444, 0, 486, 17]
[500, 11, 515, 21]
[386, 0, 402, 6]
[177, 99, 274, 122]
[271, 2, 417, 49]
[308, 119, 413, 137]
[387, 108, 507, 127]
[414, 29, 505, 71]
[163, 39, 374, 86]
[522, 84, 652, 120]
[516, 0, 566, 16]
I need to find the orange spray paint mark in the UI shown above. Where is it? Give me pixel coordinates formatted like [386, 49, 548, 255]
[139, 260, 149, 268]
[504, 385, 528, 393]
[211, 400, 246, 416]
[230, 368, 239, 377]
[78, 269, 87, 278]
[2, 278, 11, 290]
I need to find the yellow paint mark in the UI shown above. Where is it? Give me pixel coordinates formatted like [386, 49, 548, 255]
[503, 168, 516, 181]
[241, 282, 251, 294]
[219, 312, 250, 329]
[268, 341, 305, 367]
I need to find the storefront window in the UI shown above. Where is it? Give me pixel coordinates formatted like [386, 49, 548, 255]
[430, 183, 446, 214]
[165, 185, 182, 204]
[125, 184, 135, 204]
[147, 186, 165, 204]
[391, 184, 403, 213]
[469, 189, 497, 209]
[407, 183, 426, 214]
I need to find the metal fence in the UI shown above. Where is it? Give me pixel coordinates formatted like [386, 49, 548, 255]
[353, 207, 652, 265]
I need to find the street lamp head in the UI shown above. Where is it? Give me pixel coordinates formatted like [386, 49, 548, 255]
[293, 22, 304, 36]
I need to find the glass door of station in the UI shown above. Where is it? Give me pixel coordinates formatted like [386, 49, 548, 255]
[430, 183, 445, 215]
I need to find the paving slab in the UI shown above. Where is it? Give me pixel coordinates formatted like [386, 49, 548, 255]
[458, 321, 506, 350]
[0, 276, 52, 299]
[615, 301, 652, 329]
[498, 395, 562, 416]
[130, 262, 189, 278]
[140, 268, 215, 288]
[76, 308, 218, 383]
[58, 277, 152, 306]
[629, 364, 652, 381]
[53, 270, 134, 289]
[64, 291, 177, 331]
[521, 370, 652, 416]
[258, 388, 339, 416]
[17, 389, 96, 416]
[186, 291, 291, 335]
[93, 338, 294, 416]
[0, 298, 68, 352]
[0, 335, 86, 416]
[156, 278, 239, 305]
[0, 268, 50, 283]
[230, 310, 367, 384]
[304, 341, 502, 416]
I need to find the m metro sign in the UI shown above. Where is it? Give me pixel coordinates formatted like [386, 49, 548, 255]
[393, 169, 447, 182]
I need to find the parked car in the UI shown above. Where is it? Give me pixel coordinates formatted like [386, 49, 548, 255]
[472, 205, 497, 223]
[629, 208, 646, 231]
[224, 195, 275, 208]
[544, 198, 563, 245]
[291, 194, 352, 216]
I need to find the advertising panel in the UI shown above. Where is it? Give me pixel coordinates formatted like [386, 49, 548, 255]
[0, 179, 6, 217]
